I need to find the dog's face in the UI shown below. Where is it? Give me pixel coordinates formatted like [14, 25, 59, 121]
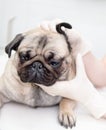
[5, 23, 75, 86]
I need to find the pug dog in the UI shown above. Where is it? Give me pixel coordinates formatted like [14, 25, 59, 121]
[0, 22, 79, 128]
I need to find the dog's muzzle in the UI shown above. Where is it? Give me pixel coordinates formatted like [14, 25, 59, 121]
[18, 61, 58, 86]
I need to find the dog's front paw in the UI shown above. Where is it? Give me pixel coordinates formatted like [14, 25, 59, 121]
[58, 110, 76, 129]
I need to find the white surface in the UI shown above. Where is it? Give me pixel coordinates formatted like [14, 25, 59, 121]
[0, 55, 106, 130]
[0, 103, 106, 130]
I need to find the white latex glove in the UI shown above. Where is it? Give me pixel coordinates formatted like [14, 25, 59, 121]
[38, 54, 106, 119]
[39, 19, 62, 32]
[39, 19, 91, 57]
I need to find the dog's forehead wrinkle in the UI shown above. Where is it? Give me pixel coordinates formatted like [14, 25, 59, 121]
[37, 35, 48, 49]
[39, 36, 47, 44]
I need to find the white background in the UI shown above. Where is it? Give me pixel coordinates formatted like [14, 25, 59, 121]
[0, 0, 106, 130]
[0, 0, 106, 57]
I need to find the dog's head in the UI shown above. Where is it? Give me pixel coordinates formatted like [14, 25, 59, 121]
[5, 23, 76, 86]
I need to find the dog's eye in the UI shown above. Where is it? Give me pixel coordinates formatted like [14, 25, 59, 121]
[49, 60, 61, 68]
[19, 52, 30, 63]
[21, 55, 29, 61]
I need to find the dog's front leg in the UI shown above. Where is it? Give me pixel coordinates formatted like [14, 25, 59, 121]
[59, 98, 76, 129]
[0, 78, 10, 107]
[0, 92, 10, 107]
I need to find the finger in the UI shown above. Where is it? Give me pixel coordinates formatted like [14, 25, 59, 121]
[35, 83, 46, 89]
[40, 20, 50, 31]
[49, 19, 63, 32]
[76, 53, 87, 77]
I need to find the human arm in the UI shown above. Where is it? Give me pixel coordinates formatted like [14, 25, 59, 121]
[38, 54, 106, 119]
[37, 19, 106, 119]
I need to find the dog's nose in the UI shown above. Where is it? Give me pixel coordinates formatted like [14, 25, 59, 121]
[32, 61, 43, 71]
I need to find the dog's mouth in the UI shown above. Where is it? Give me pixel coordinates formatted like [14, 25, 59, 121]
[18, 61, 59, 86]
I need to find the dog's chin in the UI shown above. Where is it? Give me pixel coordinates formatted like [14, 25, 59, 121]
[19, 73, 57, 86]
[20, 78, 57, 86]
[31, 79, 57, 86]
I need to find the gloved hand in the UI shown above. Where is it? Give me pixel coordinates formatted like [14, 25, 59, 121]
[39, 19, 91, 57]
[38, 54, 106, 119]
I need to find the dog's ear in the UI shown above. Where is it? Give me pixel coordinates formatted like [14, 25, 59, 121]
[56, 22, 72, 52]
[56, 22, 72, 34]
[5, 34, 24, 57]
